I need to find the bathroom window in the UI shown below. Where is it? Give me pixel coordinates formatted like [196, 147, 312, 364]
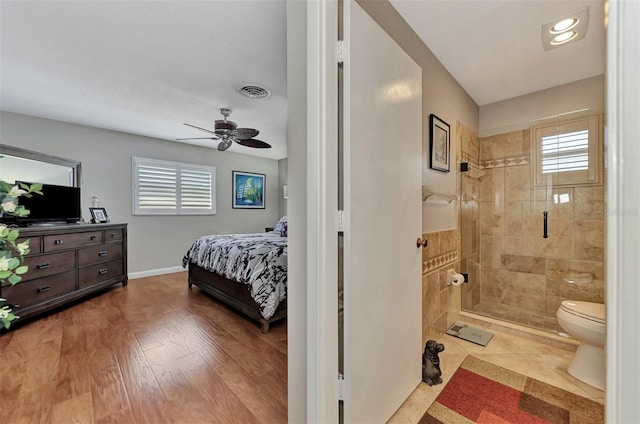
[132, 157, 216, 215]
[531, 114, 602, 187]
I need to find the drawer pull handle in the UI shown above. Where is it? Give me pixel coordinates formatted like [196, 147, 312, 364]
[98, 251, 108, 257]
[37, 286, 51, 293]
[90, 235, 97, 240]
[99, 268, 108, 275]
[111, 232, 118, 238]
[54, 239, 63, 245]
[37, 263, 51, 270]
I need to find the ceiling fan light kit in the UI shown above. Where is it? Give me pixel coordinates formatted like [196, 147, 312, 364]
[177, 107, 271, 151]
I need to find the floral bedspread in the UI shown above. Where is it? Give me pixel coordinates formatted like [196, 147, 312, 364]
[182, 231, 287, 319]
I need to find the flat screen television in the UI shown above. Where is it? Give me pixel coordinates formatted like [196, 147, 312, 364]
[11, 181, 82, 225]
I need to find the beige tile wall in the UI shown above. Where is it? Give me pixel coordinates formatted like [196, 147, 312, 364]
[475, 129, 605, 325]
[421, 228, 460, 347]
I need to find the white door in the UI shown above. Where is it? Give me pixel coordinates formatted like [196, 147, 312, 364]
[343, 2, 423, 422]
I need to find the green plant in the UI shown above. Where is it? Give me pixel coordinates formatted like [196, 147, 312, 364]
[0, 181, 43, 328]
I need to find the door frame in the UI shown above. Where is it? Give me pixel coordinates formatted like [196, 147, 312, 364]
[304, 0, 340, 422]
[605, 1, 640, 422]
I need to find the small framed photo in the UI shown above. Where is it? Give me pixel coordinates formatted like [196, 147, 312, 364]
[89, 207, 110, 223]
[232, 171, 265, 209]
[429, 114, 450, 173]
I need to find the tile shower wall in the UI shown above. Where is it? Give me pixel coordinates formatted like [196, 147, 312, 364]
[421, 228, 460, 346]
[472, 128, 605, 331]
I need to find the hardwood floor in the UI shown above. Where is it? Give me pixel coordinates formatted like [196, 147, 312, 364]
[0, 272, 287, 424]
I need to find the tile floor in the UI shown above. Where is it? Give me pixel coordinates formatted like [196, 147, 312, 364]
[388, 322, 605, 423]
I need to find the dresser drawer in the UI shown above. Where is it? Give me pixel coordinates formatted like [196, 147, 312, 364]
[22, 251, 76, 282]
[2, 271, 76, 309]
[44, 231, 103, 252]
[79, 259, 124, 289]
[17, 236, 42, 255]
[78, 243, 123, 267]
[105, 228, 124, 243]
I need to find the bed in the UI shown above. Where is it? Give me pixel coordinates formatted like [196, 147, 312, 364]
[182, 218, 288, 333]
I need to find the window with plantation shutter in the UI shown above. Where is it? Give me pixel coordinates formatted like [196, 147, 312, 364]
[532, 115, 602, 187]
[132, 157, 215, 215]
[541, 129, 589, 173]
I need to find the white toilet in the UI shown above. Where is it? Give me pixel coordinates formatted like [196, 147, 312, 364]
[556, 300, 606, 390]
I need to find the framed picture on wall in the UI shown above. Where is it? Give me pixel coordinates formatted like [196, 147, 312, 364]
[429, 114, 450, 172]
[232, 171, 265, 209]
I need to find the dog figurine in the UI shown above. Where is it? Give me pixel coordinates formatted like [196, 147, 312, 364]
[422, 340, 445, 386]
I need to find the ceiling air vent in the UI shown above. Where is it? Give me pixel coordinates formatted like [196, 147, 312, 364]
[237, 84, 270, 99]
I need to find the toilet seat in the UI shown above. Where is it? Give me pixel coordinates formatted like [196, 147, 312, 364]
[560, 300, 605, 324]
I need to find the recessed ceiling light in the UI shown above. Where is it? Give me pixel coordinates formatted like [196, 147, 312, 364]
[551, 18, 579, 34]
[552, 31, 578, 45]
[541, 7, 589, 51]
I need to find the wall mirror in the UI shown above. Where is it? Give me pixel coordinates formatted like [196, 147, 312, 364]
[0, 144, 81, 187]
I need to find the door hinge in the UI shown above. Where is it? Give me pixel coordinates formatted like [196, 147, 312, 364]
[338, 373, 345, 401]
[337, 40, 344, 64]
[337, 210, 345, 232]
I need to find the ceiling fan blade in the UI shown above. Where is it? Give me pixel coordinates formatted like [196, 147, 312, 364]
[236, 138, 272, 149]
[236, 127, 259, 139]
[217, 139, 233, 151]
[176, 137, 219, 141]
[183, 123, 219, 137]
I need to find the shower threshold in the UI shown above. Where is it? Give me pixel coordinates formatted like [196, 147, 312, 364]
[466, 301, 560, 334]
[458, 310, 579, 352]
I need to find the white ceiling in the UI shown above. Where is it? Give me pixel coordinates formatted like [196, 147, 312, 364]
[390, 0, 606, 106]
[1, 1, 605, 160]
[0, 1, 287, 159]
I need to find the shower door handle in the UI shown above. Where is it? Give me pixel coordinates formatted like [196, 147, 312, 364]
[543, 211, 548, 239]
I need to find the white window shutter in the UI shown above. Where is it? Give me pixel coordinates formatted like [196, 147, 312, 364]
[180, 166, 215, 212]
[541, 129, 589, 174]
[532, 115, 602, 187]
[133, 157, 216, 215]
[137, 162, 177, 210]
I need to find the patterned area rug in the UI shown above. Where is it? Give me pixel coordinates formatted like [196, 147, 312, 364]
[420, 356, 604, 424]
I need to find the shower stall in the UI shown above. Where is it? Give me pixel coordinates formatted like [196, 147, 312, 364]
[459, 110, 606, 333]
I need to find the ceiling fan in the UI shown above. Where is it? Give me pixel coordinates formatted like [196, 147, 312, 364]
[176, 108, 271, 151]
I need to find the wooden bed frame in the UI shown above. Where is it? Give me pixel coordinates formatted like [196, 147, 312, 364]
[187, 263, 287, 333]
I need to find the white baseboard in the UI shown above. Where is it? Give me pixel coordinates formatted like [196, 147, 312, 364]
[128, 265, 185, 280]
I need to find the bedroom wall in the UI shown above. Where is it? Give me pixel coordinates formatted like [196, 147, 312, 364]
[0, 111, 281, 275]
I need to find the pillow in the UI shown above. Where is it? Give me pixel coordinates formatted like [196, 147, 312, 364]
[274, 215, 288, 237]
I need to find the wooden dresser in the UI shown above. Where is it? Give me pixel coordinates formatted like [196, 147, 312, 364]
[1, 223, 127, 323]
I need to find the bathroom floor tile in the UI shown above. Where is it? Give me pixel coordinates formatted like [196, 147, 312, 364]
[389, 324, 605, 423]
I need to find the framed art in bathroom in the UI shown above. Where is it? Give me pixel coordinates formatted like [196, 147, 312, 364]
[429, 114, 450, 172]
